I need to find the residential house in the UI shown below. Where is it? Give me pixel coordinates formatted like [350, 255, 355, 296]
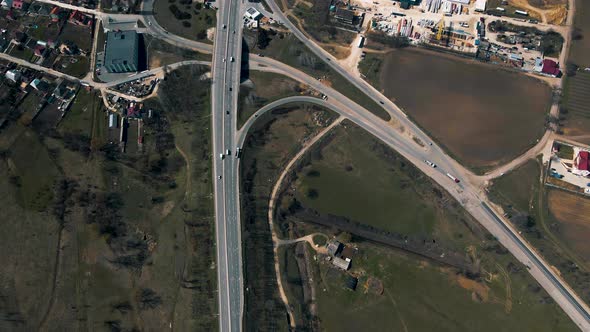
[1, 0, 12, 9]
[30, 78, 49, 92]
[34, 43, 47, 57]
[541, 59, 561, 77]
[69, 10, 92, 26]
[12, 31, 27, 44]
[573, 150, 590, 177]
[5, 69, 21, 82]
[12, 0, 26, 10]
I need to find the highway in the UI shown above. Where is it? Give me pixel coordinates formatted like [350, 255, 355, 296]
[210, 0, 244, 331]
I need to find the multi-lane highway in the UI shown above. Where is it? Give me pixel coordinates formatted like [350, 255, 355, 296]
[211, 0, 244, 331]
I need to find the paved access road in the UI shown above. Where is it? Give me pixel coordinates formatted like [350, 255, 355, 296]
[210, 0, 244, 331]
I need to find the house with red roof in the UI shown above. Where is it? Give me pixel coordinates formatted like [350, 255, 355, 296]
[34, 44, 47, 57]
[68, 11, 92, 26]
[541, 59, 561, 77]
[12, 0, 22, 9]
[573, 150, 590, 177]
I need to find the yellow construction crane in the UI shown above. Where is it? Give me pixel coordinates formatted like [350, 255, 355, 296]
[436, 15, 445, 41]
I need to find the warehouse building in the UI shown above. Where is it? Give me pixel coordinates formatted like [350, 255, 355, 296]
[104, 30, 139, 73]
[335, 8, 355, 25]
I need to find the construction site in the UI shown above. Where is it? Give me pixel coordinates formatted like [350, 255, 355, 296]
[328, 0, 569, 75]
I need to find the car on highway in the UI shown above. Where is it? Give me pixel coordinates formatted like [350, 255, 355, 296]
[219, 153, 225, 160]
[230, 57, 234, 62]
[223, 24, 227, 29]
[223, 58, 226, 62]
[424, 160, 436, 168]
[218, 175, 222, 179]
[235, 147, 241, 158]
[229, 87, 232, 91]
[226, 149, 230, 155]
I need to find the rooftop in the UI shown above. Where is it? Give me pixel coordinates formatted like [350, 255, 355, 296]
[104, 30, 139, 72]
[541, 59, 560, 76]
[335, 8, 355, 22]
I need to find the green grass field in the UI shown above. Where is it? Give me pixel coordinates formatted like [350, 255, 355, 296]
[153, 0, 216, 43]
[144, 35, 211, 69]
[295, 128, 437, 236]
[280, 122, 577, 330]
[0, 65, 217, 330]
[357, 53, 382, 88]
[56, 56, 90, 78]
[240, 103, 337, 331]
[59, 89, 99, 135]
[246, 32, 390, 121]
[313, 242, 575, 332]
[489, 158, 590, 307]
[238, 71, 303, 128]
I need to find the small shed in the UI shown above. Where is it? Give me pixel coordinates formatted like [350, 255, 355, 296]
[332, 256, 351, 270]
[326, 240, 342, 256]
[344, 275, 358, 291]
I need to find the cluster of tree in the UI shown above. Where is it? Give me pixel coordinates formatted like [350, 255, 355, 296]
[367, 31, 409, 49]
[51, 178, 78, 226]
[62, 132, 91, 157]
[566, 61, 579, 76]
[136, 288, 162, 310]
[540, 31, 564, 56]
[572, 27, 583, 41]
[169, 4, 191, 20]
[256, 29, 273, 49]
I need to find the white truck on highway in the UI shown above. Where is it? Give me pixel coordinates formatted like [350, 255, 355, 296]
[446, 173, 460, 183]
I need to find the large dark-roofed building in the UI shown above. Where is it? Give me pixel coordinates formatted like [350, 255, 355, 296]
[104, 30, 139, 73]
[335, 7, 355, 25]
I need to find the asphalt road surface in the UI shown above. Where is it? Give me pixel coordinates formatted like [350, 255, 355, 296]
[211, 1, 244, 331]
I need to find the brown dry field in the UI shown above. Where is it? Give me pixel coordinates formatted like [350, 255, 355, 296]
[569, 0, 590, 67]
[379, 47, 552, 170]
[527, 0, 567, 10]
[548, 190, 590, 262]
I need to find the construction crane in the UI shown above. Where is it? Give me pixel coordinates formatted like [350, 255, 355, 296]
[436, 15, 445, 41]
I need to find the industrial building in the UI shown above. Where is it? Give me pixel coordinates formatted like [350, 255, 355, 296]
[474, 0, 487, 12]
[245, 7, 262, 20]
[335, 8, 355, 25]
[104, 30, 139, 73]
